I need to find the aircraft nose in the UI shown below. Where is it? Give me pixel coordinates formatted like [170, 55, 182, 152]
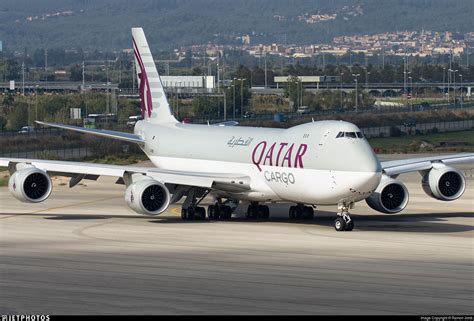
[360, 149, 382, 173]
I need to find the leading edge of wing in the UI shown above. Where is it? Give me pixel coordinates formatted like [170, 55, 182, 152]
[381, 153, 474, 176]
[35, 121, 144, 144]
[0, 158, 250, 191]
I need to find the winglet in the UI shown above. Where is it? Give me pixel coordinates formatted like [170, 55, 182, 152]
[132, 27, 177, 124]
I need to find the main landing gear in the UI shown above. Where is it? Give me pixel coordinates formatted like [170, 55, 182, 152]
[246, 202, 270, 219]
[207, 200, 233, 220]
[181, 188, 208, 221]
[289, 204, 314, 220]
[334, 203, 354, 232]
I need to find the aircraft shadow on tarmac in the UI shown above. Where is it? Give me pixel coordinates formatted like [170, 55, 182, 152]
[3, 211, 471, 233]
[148, 210, 474, 234]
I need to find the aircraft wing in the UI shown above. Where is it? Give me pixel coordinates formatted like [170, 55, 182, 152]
[35, 121, 144, 144]
[380, 153, 474, 176]
[0, 158, 250, 192]
[213, 121, 239, 127]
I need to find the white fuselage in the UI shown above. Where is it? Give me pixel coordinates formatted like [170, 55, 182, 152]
[135, 120, 383, 205]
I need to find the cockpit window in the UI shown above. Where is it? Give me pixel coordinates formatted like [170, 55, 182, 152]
[345, 132, 357, 138]
[336, 131, 365, 139]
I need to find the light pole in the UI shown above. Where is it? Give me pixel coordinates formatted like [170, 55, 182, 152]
[340, 72, 344, 108]
[22, 62, 25, 96]
[442, 66, 446, 103]
[238, 78, 246, 117]
[232, 79, 236, 120]
[82, 61, 85, 91]
[223, 85, 227, 121]
[453, 69, 458, 106]
[352, 73, 360, 112]
[264, 52, 267, 89]
[408, 76, 413, 112]
[448, 68, 452, 104]
[459, 74, 463, 108]
[365, 67, 370, 92]
[403, 71, 411, 105]
[35, 85, 39, 121]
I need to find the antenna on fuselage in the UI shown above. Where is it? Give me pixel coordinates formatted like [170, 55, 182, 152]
[312, 118, 315, 123]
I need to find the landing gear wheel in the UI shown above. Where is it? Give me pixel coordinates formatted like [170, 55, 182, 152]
[208, 205, 216, 219]
[187, 207, 195, 220]
[345, 221, 354, 231]
[289, 206, 296, 219]
[258, 205, 270, 219]
[246, 205, 258, 219]
[304, 207, 314, 220]
[181, 209, 187, 220]
[221, 205, 232, 220]
[195, 207, 206, 220]
[334, 217, 346, 231]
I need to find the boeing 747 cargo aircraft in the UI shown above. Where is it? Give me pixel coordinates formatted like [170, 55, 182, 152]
[1, 28, 472, 231]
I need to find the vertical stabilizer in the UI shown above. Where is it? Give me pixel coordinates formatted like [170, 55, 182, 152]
[132, 28, 177, 124]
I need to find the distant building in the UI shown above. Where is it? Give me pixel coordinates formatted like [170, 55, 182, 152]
[274, 75, 340, 88]
[160, 76, 215, 89]
[242, 35, 251, 45]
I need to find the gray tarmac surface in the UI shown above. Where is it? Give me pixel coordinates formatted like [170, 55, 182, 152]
[0, 160, 473, 315]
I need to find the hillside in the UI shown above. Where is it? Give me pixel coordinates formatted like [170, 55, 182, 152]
[0, 0, 473, 51]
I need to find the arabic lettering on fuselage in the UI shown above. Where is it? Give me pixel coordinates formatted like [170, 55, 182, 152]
[252, 140, 308, 172]
[227, 136, 254, 148]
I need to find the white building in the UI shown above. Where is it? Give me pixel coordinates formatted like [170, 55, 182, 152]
[160, 76, 215, 89]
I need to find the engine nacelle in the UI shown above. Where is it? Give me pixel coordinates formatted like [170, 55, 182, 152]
[366, 176, 409, 214]
[8, 167, 52, 203]
[422, 165, 465, 201]
[125, 178, 170, 215]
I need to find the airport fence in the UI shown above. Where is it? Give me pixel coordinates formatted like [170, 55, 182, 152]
[192, 100, 474, 124]
[0, 145, 94, 160]
[361, 119, 474, 138]
[0, 127, 64, 137]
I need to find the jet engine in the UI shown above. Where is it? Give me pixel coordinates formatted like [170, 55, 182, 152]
[8, 167, 52, 203]
[366, 176, 409, 214]
[125, 177, 170, 215]
[421, 165, 465, 201]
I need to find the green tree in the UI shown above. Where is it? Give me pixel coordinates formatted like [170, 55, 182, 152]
[284, 76, 302, 111]
[192, 96, 217, 119]
[7, 101, 28, 129]
[70, 64, 82, 81]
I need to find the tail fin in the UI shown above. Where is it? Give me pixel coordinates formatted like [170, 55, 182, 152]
[132, 27, 177, 124]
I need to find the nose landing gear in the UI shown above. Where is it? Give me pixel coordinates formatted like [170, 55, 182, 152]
[335, 203, 354, 231]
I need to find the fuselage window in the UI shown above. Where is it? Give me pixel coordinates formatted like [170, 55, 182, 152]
[336, 132, 344, 138]
[356, 132, 364, 138]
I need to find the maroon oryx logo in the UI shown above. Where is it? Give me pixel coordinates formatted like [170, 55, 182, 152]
[132, 37, 153, 118]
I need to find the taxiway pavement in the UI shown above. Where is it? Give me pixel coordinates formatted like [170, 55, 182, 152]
[0, 161, 472, 315]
